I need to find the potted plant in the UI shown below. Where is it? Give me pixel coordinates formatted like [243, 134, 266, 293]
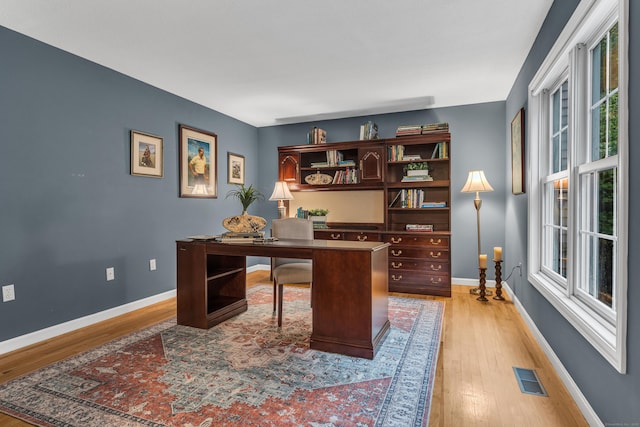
[404, 162, 430, 176]
[223, 184, 266, 233]
[226, 184, 265, 214]
[308, 208, 329, 229]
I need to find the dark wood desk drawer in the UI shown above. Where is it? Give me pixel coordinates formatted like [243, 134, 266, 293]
[314, 230, 344, 240]
[389, 270, 450, 285]
[389, 259, 449, 273]
[388, 247, 449, 260]
[343, 231, 381, 242]
[384, 234, 449, 248]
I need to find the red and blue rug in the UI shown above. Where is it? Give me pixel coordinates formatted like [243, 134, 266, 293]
[0, 285, 444, 426]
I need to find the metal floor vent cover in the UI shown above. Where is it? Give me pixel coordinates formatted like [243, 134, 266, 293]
[513, 367, 548, 397]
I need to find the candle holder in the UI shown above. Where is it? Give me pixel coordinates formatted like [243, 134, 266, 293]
[493, 260, 505, 301]
[476, 267, 488, 301]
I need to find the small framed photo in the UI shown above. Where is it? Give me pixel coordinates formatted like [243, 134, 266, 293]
[179, 124, 217, 198]
[511, 108, 526, 195]
[131, 130, 163, 178]
[227, 152, 245, 185]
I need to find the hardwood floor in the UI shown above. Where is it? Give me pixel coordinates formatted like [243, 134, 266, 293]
[0, 271, 588, 426]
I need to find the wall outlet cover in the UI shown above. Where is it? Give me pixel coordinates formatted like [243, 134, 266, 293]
[2, 284, 15, 302]
[106, 267, 115, 281]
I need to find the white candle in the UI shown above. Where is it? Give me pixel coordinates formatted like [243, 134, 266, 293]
[479, 254, 487, 269]
[494, 247, 502, 261]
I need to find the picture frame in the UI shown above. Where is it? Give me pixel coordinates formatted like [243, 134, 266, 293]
[130, 130, 163, 178]
[179, 124, 217, 198]
[227, 152, 245, 185]
[511, 108, 526, 195]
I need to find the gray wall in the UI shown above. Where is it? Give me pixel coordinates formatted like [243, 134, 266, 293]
[0, 27, 260, 341]
[505, 0, 640, 423]
[257, 103, 507, 280]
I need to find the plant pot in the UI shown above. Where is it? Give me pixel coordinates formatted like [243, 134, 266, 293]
[222, 211, 267, 233]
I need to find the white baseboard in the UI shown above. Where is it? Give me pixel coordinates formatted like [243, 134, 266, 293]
[0, 289, 177, 355]
[1, 265, 273, 356]
[504, 282, 603, 427]
[452, 277, 496, 287]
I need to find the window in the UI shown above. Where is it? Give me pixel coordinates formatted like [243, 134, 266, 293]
[527, 0, 627, 373]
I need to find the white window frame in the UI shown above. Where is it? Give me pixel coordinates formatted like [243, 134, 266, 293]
[527, 0, 628, 373]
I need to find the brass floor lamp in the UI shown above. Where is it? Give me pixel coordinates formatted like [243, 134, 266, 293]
[461, 170, 494, 294]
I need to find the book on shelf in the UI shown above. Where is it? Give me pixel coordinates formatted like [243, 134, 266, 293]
[403, 154, 422, 161]
[326, 149, 344, 166]
[332, 168, 358, 184]
[405, 224, 434, 232]
[308, 127, 327, 144]
[401, 175, 433, 182]
[421, 201, 447, 208]
[388, 144, 405, 161]
[396, 189, 425, 208]
[360, 121, 379, 140]
[389, 191, 403, 208]
[430, 142, 448, 159]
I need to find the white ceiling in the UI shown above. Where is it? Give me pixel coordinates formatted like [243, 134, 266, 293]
[0, 0, 553, 127]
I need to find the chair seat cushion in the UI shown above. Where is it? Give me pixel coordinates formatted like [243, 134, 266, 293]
[272, 263, 312, 284]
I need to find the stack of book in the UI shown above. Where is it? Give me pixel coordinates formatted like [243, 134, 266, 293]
[401, 174, 433, 182]
[308, 127, 327, 144]
[421, 122, 449, 134]
[405, 224, 434, 232]
[421, 201, 447, 208]
[360, 121, 379, 140]
[395, 125, 422, 137]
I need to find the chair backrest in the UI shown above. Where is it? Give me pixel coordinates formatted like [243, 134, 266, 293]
[271, 218, 313, 268]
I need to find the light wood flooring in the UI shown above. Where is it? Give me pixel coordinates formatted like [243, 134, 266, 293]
[0, 271, 588, 426]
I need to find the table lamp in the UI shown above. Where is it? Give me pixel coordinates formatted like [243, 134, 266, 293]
[269, 181, 294, 219]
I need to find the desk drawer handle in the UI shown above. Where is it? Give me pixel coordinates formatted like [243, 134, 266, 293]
[357, 235, 368, 241]
[391, 262, 403, 269]
[330, 233, 341, 240]
[430, 264, 442, 271]
[430, 251, 442, 258]
[391, 274, 403, 281]
[430, 238, 442, 245]
[391, 249, 402, 257]
[430, 277, 443, 284]
[390, 237, 403, 244]
[179, 247, 187, 251]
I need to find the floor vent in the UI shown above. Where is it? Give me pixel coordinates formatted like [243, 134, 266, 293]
[513, 367, 548, 397]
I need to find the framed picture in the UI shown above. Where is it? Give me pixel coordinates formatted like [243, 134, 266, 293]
[179, 124, 217, 198]
[511, 108, 526, 195]
[227, 152, 245, 185]
[130, 130, 163, 178]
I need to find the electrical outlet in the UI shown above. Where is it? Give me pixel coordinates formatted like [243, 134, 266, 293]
[149, 259, 157, 271]
[106, 267, 115, 281]
[2, 284, 15, 302]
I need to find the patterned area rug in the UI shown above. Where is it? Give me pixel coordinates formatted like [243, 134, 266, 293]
[0, 285, 444, 427]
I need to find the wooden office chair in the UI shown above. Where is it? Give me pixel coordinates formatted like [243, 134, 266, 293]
[271, 218, 313, 327]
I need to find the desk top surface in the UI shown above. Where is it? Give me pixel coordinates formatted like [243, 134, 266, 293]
[178, 238, 389, 252]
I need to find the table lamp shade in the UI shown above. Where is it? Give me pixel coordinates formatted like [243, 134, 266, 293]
[269, 181, 294, 201]
[461, 170, 494, 193]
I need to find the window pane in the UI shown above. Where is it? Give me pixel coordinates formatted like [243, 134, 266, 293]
[553, 227, 568, 278]
[553, 89, 560, 133]
[561, 129, 568, 170]
[609, 23, 619, 91]
[608, 92, 618, 156]
[583, 235, 614, 308]
[598, 169, 615, 235]
[552, 135, 560, 173]
[592, 38, 607, 104]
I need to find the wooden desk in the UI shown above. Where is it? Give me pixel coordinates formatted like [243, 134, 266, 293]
[176, 238, 390, 359]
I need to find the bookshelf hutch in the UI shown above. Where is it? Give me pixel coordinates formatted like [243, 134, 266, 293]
[277, 132, 451, 296]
